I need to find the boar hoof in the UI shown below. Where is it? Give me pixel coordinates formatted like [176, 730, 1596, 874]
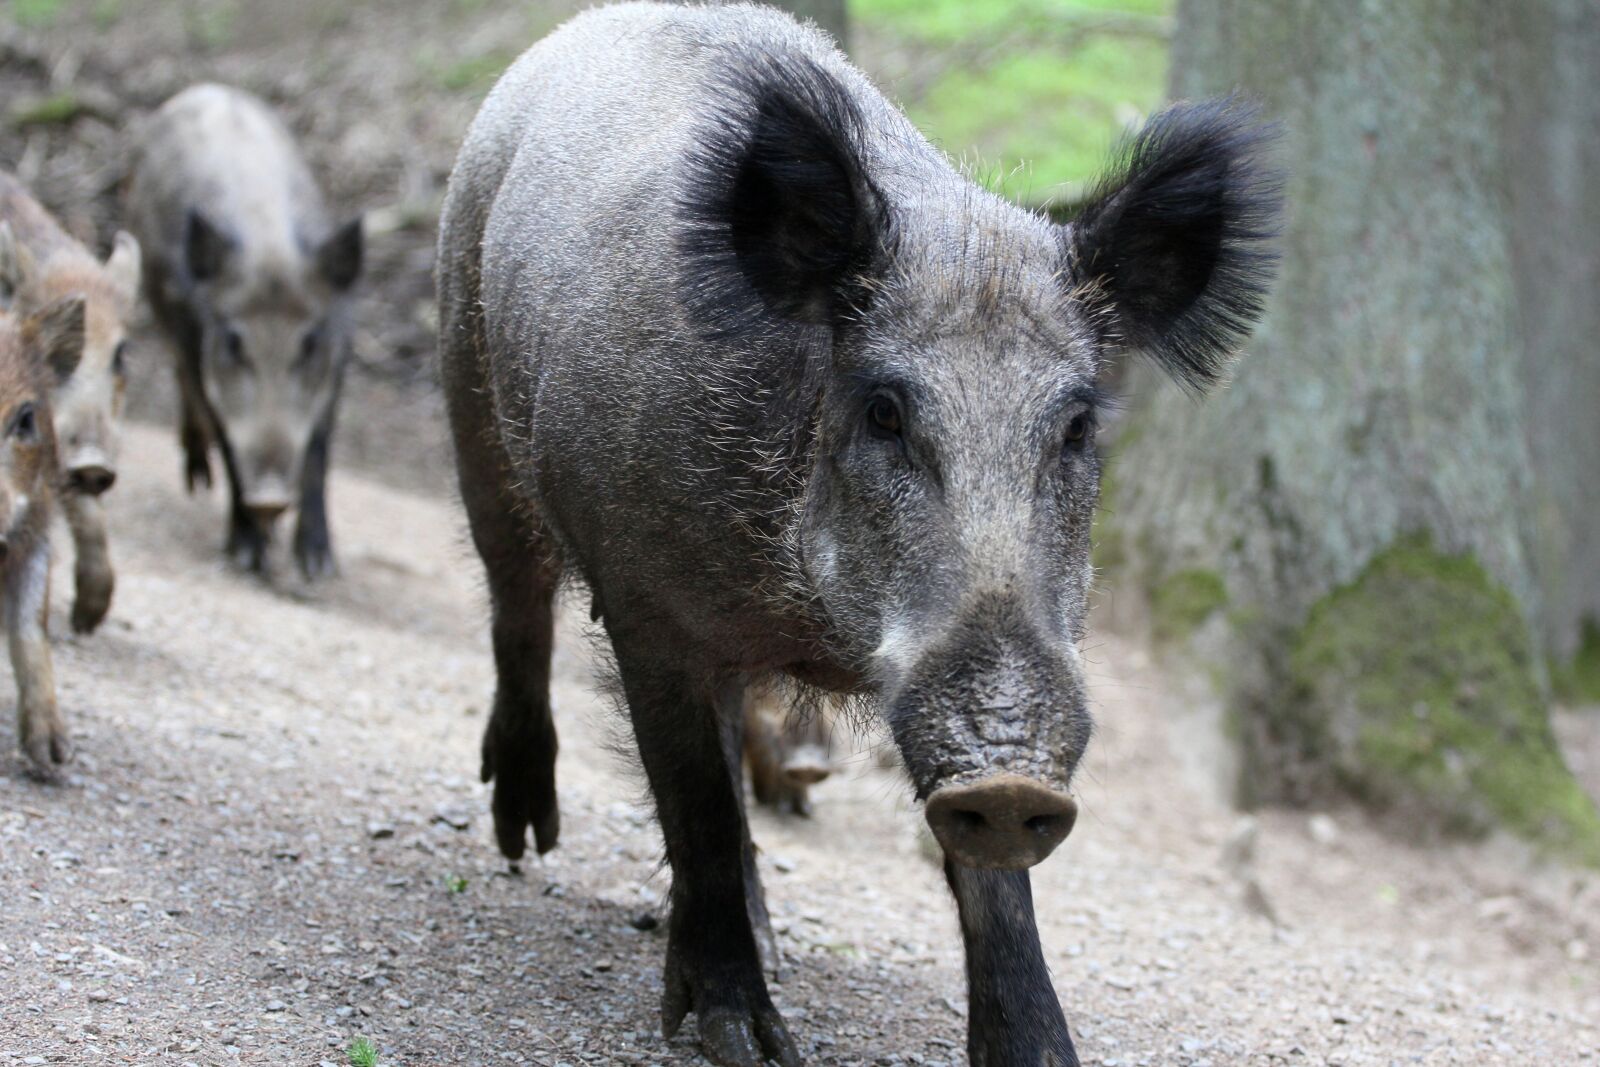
[22, 725, 73, 781]
[294, 531, 338, 581]
[661, 945, 802, 1067]
[481, 719, 560, 859]
[184, 450, 212, 493]
[71, 572, 114, 634]
[226, 525, 269, 573]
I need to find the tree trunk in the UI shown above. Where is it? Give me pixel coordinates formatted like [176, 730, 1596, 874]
[1107, 0, 1600, 859]
[1503, 0, 1600, 692]
[769, 0, 849, 53]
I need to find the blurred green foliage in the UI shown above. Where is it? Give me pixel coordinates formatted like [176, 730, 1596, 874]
[854, 0, 1171, 206]
[6, 0, 66, 28]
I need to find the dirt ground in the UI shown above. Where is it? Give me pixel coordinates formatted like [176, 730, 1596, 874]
[3, 3, 1600, 1065]
[1, 422, 1598, 1067]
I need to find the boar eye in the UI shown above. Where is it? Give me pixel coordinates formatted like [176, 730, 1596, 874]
[1063, 412, 1093, 453]
[111, 341, 128, 379]
[866, 394, 903, 439]
[9, 403, 37, 441]
[222, 328, 246, 365]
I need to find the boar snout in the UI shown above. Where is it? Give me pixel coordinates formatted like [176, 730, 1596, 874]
[67, 464, 116, 496]
[926, 774, 1078, 869]
[246, 500, 290, 528]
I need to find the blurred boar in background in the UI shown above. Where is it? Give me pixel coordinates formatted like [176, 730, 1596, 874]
[439, 4, 1278, 1063]
[126, 84, 362, 578]
[0, 297, 83, 778]
[0, 172, 140, 633]
[743, 686, 833, 817]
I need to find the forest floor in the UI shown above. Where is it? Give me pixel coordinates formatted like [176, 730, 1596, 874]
[0, 421, 1597, 1067]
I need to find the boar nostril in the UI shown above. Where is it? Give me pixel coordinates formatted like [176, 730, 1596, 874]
[953, 808, 987, 831]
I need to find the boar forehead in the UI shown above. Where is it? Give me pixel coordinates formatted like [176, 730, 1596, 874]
[846, 206, 1101, 447]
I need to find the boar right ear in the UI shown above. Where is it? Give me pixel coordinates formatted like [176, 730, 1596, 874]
[678, 53, 883, 337]
[1066, 99, 1283, 391]
[185, 210, 232, 283]
[104, 230, 142, 309]
[23, 295, 87, 384]
[315, 217, 363, 292]
[0, 221, 34, 300]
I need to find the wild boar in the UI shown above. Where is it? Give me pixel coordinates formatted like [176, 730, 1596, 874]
[743, 684, 833, 818]
[0, 296, 83, 777]
[125, 84, 362, 577]
[438, 5, 1280, 1064]
[0, 171, 140, 633]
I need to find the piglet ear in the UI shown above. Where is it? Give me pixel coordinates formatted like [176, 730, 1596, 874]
[104, 231, 142, 309]
[1066, 98, 1283, 391]
[23, 294, 87, 384]
[678, 53, 883, 335]
[0, 221, 35, 300]
[185, 209, 232, 283]
[316, 216, 363, 292]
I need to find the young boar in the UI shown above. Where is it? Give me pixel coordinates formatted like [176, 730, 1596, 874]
[439, 5, 1280, 1064]
[0, 171, 141, 633]
[126, 84, 362, 578]
[0, 298, 83, 778]
[743, 685, 833, 818]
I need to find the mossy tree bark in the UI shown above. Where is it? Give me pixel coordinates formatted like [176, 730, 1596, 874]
[1108, 0, 1600, 860]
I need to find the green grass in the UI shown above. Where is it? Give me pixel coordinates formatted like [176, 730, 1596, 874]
[854, 0, 1172, 205]
[347, 1036, 379, 1067]
[444, 873, 468, 894]
[6, 0, 65, 28]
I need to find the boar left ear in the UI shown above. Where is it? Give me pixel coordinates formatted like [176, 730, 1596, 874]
[24, 294, 87, 384]
[316, 217, 363, 292]
[0, 221, 36, 301]
[678, 52, 883, 337]
[104, 231, 142, 309]
[1065, 99, 1283, 391]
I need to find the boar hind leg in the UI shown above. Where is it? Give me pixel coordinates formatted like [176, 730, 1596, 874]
[7, 545, 69, 778]
[62, 493, 113, 634]
[615, 656, 801, 1067]
[293, 398, 338, 580]
[946, 863, 1078, 1067]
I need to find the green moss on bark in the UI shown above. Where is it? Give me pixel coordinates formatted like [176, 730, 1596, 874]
[1287, 537, 1600, 865]
[1552, 617, 1600, 706]
[1151, 568, 1228, 644]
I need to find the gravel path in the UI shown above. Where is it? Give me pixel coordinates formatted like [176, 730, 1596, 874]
[2, 422, 1597, 1067]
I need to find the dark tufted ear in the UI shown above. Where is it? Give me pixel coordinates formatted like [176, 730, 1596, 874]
[1066, 98, 1284, 391]
[316, 216, 363, 291]
[185, 209, 233, 283]
[677, 50, 884, 337]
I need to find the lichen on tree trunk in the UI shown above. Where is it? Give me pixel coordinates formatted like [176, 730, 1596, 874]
[1105, 0, 1600, 860]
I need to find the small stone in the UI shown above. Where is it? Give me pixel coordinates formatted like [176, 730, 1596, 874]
[1308, 813, 1339, 846]
[772, 854, 797, 873]
[367, 822, 396, 840]
[264, 999, 288, 1012]
[592, 957, 614, 972]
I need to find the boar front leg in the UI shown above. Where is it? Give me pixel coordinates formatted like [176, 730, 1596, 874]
[7, 543, 69, 777]
[62, 492, 113, 633]
[614, 650, 800, 1067]
[217, 439, 269, 572]
[946, 863, 1078, 1067]
[293, 403, 337, 580]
